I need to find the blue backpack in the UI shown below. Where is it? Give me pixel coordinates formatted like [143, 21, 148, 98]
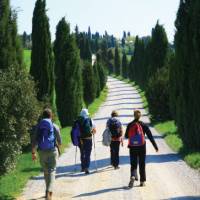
[37, 119, 55, 150]
[71, 120, 81, 146]
[108, 118, 121, 138]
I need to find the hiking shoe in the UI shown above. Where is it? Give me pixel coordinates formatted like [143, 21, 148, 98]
[140, 182, 145, 187]
[46, 191, 52, 200]
[85, 169, 90, 174]
[114, 166, 120, 170]
[128, 177, 135, 188]
[81, 168, 85, 172]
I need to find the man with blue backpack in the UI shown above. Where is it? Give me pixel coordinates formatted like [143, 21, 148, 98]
[106, 110, 123, 169]
[125, 110, 158, 188]
[72, 108, 96, 174]
[31, 108, 61, 200]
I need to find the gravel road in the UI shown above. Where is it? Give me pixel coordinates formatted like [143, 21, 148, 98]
[19, 77, 200, 200]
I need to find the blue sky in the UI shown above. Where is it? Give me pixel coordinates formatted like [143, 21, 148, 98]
[11, 0, 180, 42]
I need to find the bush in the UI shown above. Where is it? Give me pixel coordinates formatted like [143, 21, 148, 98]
[0, 68, 41, 174]
[146, 67, 171, 121]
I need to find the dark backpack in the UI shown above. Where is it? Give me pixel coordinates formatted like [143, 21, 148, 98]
[71, 120, 81, 146]
[128, 122, 145, 146]
[108, 118, 121, 138]
[78, 117, 92, 139]
[37, 119, 55, 150]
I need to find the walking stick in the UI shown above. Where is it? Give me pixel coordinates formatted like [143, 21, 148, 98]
[93, 134, 98, 171]
[74, 146, 78, 172]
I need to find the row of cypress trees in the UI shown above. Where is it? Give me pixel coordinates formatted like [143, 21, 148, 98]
[30, 0, 107, 127]
[170, 0, 200, 150]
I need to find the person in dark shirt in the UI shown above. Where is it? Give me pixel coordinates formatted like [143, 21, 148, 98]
[106, 110, 123, 169]
[125, 110, 158, 188]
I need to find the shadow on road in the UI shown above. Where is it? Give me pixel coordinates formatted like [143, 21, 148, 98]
[107, 92, 139, 98]
[167, 197, 200, 200]
[106, 97, 141, 102]
[103, 102, 143, 107]
[72, 186, 126, 198]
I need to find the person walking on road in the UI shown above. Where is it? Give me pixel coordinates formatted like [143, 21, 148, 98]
[125, 110, 158, 188]
[106, 110, 123, 169]
[31, 108, 61, 200]
[77, 108, 96, 174]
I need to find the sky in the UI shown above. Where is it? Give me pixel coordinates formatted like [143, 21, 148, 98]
[11, 0, 180, 42]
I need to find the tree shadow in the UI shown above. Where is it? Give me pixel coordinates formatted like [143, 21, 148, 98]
[107, 92, 139, 98]
[103, 102, 143, 107]
[106, 97, 141, 102]
[22, 167, 41, 173]
[109, 86, 134, 90]
[108, 89, 137, 93]
[168, 197, 200, 200]
[72, 186, 126, 198]
[0, 195, 14, 200]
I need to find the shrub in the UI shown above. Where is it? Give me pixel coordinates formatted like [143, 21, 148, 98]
[0, 68, 41, 174]
[146, 67, 171, 121]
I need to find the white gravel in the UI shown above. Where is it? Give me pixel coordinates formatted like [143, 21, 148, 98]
[19, 77, 200, 200]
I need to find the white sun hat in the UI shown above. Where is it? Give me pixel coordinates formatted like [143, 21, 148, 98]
[80, 108, 90, 118]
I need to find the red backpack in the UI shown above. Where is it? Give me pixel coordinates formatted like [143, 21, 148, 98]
[128, 122, 145, 146]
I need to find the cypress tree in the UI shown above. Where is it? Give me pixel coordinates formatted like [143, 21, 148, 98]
[148, 21, 168, 77]
[0, 0, 22, 69]
[82, 61, 96, 107]
[107, 48, 114, 74]
[9, 10, 23, 67]
[122, 52, 128, 79]
[93, 61, 101, 97]
[0, 0, 10, 69]
[171, 0, 200, 150]
[84, 38, 92, 62]
[88, 26, 91, 40]
[97, 53, 107, 90]
[129, 55, 134, 81]
[54, 18, 82, 126]
[30, 0, 54, 103]
[100, 38, 108, 65]
[114, 45, 121, 76]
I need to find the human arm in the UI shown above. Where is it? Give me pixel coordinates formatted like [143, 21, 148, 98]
[140, 122, 158, 151]
[31, 126, 38, 160]
[53, 124, 62, 156]
[91, 119, 96, 134]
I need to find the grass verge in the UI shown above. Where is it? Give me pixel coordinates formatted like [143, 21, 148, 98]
[0, 87, 108, 199]
[23, 49, 31, 72]
[155, 121, 200, 170]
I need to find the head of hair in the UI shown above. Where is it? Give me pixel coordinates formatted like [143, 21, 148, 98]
[111, 110, 118, 117]
[134, 110, 141, 120]
[42, 108, 52, 119]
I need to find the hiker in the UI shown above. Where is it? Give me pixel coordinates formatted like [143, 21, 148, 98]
[31, 108, 61, 200]
[77, 108, 96, 174]
[106, 110, 123, 169]
[125, 109, 158, 188]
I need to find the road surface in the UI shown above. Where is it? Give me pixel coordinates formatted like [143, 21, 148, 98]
[19, 77, 200, 200]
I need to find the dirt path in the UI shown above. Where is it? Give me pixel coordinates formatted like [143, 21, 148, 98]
[19, 77, 200, 200]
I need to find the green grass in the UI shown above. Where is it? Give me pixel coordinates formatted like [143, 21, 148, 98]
[155, 121, 200, 169]
[88, 87, 108, 116]
[23, 49, 31, 71]
[0, 88, 108, 199]
[0, 127, 71, 199]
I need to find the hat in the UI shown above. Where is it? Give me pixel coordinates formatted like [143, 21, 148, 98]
[80, 108, 90, 117]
